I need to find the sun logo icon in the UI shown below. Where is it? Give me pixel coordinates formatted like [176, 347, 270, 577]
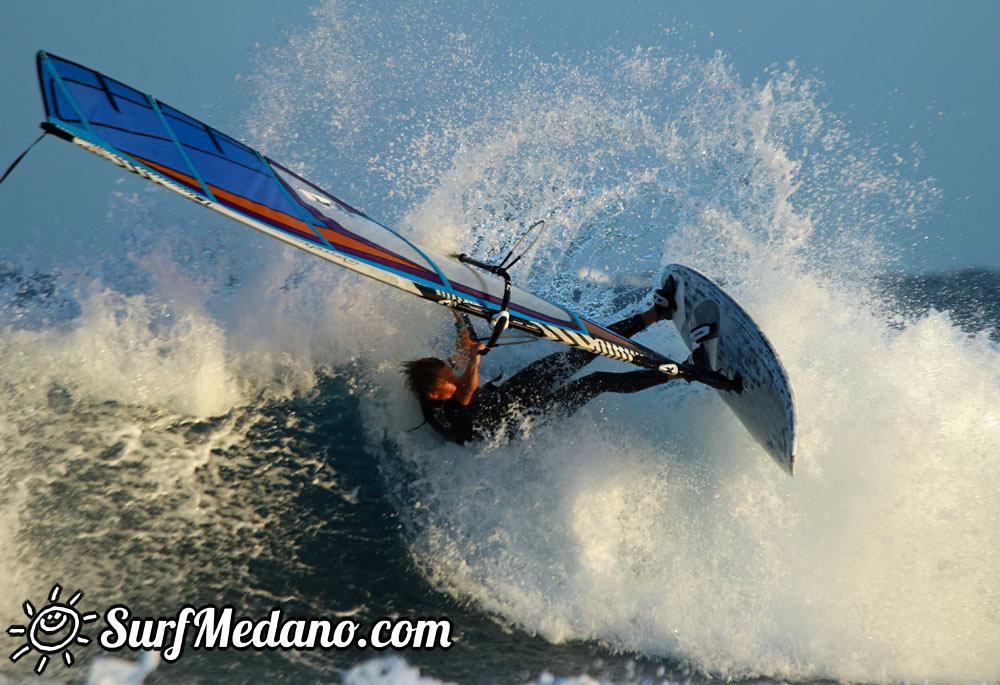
[6, 584, 99, 674]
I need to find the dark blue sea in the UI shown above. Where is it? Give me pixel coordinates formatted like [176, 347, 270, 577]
[2, 4, 998, 684]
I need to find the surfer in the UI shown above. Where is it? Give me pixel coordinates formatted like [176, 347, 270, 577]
[402, 280, 697, 444]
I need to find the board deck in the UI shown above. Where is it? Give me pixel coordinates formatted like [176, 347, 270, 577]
[662, 264, 796, 472]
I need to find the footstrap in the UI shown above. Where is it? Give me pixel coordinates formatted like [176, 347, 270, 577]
[652, 274, 677, 320]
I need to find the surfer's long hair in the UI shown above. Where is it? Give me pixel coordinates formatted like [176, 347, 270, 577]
[400, 357, 449, 398]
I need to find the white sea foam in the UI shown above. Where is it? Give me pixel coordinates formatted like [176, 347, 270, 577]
[341, 655, 682, 685]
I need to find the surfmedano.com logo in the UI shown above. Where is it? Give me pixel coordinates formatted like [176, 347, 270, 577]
[7, 584, 453, 675]
[7, 585, 99, 674]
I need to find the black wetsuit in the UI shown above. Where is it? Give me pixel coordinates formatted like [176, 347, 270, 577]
[420, 313, 675, 444]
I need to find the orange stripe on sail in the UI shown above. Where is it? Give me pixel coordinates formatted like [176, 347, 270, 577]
[131, 155, 315, 236]
[129, 154, 429, 274]
[583, 319, 642, 350]
[314, 226, 424, 271]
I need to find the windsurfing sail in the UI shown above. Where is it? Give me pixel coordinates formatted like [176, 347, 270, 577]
[33, 51, 676, 372]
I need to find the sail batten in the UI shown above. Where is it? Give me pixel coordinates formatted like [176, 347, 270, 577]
[148, 94, 217, 203]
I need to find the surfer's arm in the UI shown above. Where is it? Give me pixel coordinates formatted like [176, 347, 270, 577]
[447, 314, 477, 366]
[452, 328, 484, 405]
[453, 353, 480, 405]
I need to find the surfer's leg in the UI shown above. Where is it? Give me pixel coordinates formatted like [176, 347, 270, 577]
[606, 311, 650, 338]
[542, 369, 679, 418]
[500, 312, 651, 403]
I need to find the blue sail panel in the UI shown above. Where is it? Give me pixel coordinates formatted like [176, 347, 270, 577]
[40, 54, 201, 195]
[158, 103, 224, 155]
[39, 53, 326, 245]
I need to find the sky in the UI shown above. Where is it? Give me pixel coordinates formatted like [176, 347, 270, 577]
[1, 0, 997, 273]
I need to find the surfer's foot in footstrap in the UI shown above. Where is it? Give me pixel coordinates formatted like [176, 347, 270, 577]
[685, 368, 743, 393]
[710, 371, 742, 394]
[688, 343, 711, 369]
[652, 274, 678, 321]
